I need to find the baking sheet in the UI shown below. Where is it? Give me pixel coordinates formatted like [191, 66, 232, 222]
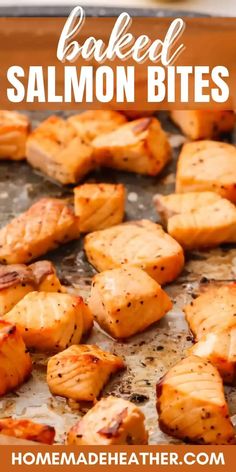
[0, 110, 236, 444]
[0, 6, 207, 18]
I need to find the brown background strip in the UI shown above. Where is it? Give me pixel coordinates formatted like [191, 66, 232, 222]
[1, 445, 235, 472]
[0, 17, 235, 110]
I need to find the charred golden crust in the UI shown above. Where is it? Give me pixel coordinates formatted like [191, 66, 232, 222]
[0, 265, 34, 290]
[29, 261, 55, 285]
[156, 375, 165, 398]
[0, 261, 57, 291]
[0, 418, 55, 445]
[131, 117, 152, 134]
[0, 322, 17, 340]
[98, 408, 128, 438]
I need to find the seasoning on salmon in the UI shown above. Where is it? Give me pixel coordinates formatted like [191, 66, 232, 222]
[0, 418, 55, 445]
[74, 183, 126, 233]
[170, 110, 235, 140]
[26, 116, 94, 184]
[92, 117, 171, 176]
[190, 328, 236, 385]
[4, 292, 92, 352]
[167, 198, 236, 250]
[184, 283, 236, 341]
[176, 140, 236, 203]
[154, 191, 222, 226]
[89, 266, 172, 339]
[0, 261, 63, 317]
[0, 320, 32, 396]
[156, 355, 235, 444]
[0, 111, 30, 160]
[68, 110, 127, 143]
[47, 345, 125, 402]
[67, 396, 148, 445]
[0, 198, 80, 264]
[84, 219, 184, 285]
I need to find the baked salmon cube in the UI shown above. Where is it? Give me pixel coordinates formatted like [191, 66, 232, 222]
[184, 284, 236, 341]
[68, 110, 127, 143]
[0, 111, 30, 160]
[4, 292, 91, 352]
[154, 191, 222, 225]
[190, 328, 236, 385]
[0, 418, 55, 445]
[89, 266, 172, 339]
[0, 260, 63, 316]
[74, 183, 125, 233]
[92, 117, 171, 176]
[84, 220, 184, 285]
[156, 355, 235, 444]
[0, 320, 32, 396]
[67, 395, 148, 445]
[0, 198, 80, 264]
[170, 110, 235, 140]
[26, 116, 94, 185]
[176, 141, 236, 203]
[47, 345, 124, 402]
[167, 198, 236, 249]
